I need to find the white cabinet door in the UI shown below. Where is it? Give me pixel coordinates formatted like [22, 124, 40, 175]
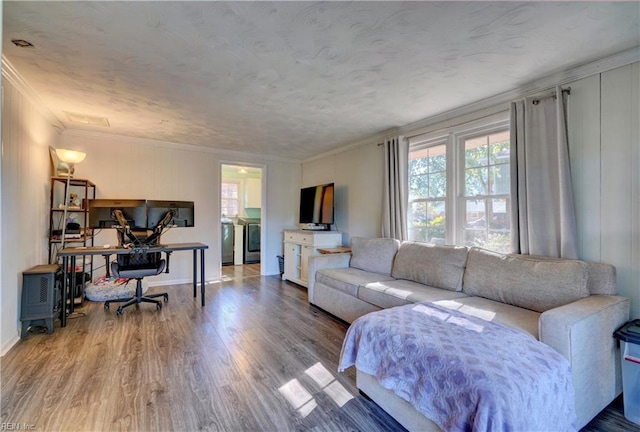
[283, 242, 300, 281]
[245, 178, 261, 208]
[300, 245, 314, 284]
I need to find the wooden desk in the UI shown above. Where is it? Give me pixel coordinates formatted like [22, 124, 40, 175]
[57, 242, 208, 326]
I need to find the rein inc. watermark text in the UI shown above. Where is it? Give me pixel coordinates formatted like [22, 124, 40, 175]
[0, 423, 36, 431]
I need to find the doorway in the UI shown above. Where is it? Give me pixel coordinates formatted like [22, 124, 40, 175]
[220, 164, 263, 277]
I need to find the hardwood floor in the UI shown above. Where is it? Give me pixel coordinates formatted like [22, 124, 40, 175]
[1, 267, 638, 432]
[221, 263, 261, 280]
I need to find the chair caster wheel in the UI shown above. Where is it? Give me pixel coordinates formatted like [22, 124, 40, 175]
[156, 302, 163, 310]
[116, 307, 124, 316]
[104, 303, 110, 310]
[163, 294, 169, 302]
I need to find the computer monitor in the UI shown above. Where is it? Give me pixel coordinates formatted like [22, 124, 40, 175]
[88, 199, 194, 230]
[87, 199, 147, 229]
[147, 200, 194, 228]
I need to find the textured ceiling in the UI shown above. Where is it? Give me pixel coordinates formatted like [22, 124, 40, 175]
[3, 1, 639, 160]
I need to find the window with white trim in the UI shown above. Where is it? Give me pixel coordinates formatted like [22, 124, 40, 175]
[408, 115, 511, 252]
[408, 140, 448, 244]
[221, 181, 240, 217]
[459, 130, 511, 253]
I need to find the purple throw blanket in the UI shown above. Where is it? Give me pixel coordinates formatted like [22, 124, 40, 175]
[339, 303, 576, 432]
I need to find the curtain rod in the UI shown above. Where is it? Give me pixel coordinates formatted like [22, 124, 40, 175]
[377, 86, 572, 145]
[532, 87, 571, 105]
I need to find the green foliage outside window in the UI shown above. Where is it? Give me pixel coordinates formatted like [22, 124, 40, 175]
[408, 132, 510, 251]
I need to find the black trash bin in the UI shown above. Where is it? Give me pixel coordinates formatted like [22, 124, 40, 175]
[613, 319, 640, 426]
[277, 255, 284, 277]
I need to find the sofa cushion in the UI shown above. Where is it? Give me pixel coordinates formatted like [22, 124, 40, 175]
[350, 237, 400, 275]
[463, 248, 589, 313]
[432, 296, 541, 339]
[585, 262, 617, 295]
[316, 268, 395, 297]
[391, 242, 468, 291]
[359, 279, 468, 309]
[487, 253, 617, 296]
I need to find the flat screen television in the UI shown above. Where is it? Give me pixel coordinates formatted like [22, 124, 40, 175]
[299, 183, 334, 227]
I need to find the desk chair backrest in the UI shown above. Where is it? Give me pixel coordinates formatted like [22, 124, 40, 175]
[116, 228, 161, 248]
[111, 251, 165, 279]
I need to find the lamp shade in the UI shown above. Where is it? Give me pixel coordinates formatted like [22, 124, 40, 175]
[55, 149, 86, 165]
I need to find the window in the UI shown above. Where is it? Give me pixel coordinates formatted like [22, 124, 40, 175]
[408, 141, 448, 244]
[407, 115, 511, 253]
[460, 130, 511, 253]
[221, 182, 239, 217]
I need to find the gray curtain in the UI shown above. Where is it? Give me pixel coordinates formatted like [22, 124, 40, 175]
[382, 136, 408, 240]
[509, 86, 578, 259]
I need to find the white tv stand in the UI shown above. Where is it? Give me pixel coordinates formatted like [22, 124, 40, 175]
[283, 229, 342, 287]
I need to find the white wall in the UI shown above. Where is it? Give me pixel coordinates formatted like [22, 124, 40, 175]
[568, 63, 640, 319]
[302, 142, 384, 245]
[61, 131, 299, 282]
[1, 79, 61, 354]
[303, 62, 640, 319]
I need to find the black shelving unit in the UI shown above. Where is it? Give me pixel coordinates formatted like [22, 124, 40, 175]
[48, 177, 96, 305]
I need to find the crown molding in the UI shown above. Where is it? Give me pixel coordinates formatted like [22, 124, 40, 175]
[520, 46, 640, 94]
[62, 129, 301, 164]
[1, 55, 65, 131]
[5, 45, 638, 165]
[305, 47, 639, 163]
[398, 47, 640, 137]
[302, 129, 391, 163]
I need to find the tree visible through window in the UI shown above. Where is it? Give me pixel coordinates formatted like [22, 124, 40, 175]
[407, 119, 511, 253]
[408, 143, 447, 243]
[462, 131, 511, 253]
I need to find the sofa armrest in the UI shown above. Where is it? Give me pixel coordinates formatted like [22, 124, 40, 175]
[307, 253, 351, 304]
[539, 295, 629, 427]
[539, 295, 629, 359]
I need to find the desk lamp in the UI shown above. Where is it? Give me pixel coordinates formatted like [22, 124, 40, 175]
[56, 149, 86, 252]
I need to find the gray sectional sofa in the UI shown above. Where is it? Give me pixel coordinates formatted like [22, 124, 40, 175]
[308, 237, 630, 430]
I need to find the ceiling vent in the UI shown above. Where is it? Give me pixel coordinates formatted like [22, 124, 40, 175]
[64, 111, 110, 127]
[11, 39, 34, 48]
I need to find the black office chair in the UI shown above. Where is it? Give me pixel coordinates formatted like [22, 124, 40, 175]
[104, 251, 168, 315]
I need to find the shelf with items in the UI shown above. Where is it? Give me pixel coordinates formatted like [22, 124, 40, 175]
[48, 177, 96, 304]
[49, 228, 94, 243]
